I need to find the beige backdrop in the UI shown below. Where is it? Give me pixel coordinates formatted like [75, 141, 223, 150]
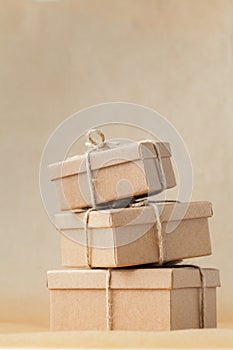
[0, 0, 232, 329]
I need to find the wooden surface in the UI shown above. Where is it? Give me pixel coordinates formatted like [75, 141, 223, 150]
[0, 323, 233, 348]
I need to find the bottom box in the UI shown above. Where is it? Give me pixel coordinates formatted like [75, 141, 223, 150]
[47, 267, 220, 331]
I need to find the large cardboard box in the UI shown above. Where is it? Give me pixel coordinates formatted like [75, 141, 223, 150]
[47, 267, 220, 331]
[49, 141, 176, 210]
[55, 201, 213, 268]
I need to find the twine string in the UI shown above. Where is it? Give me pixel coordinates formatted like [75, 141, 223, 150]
[86, 129, 105, 147]
[171, 264, 206, 328]
[131, 199, 182, 266]
[139, 140, 167, 191]
[149, 201, 164, 265]
[83, 199, 206, 329]
[83, 131, 206, 329]
[104, 264, 206, 331]
[85, 129, 107, 209]
[85, 150, 97, 209]
[132, 199, 168, 265]
[196, 266, 206, 328]
[83, 207, 118, 268]
[85, 132, 167, 209]
[106, 269, 112, 331]
[152, 142, 166, 191]
[83, 208, 93, 268]
[84, 129, 119, 209]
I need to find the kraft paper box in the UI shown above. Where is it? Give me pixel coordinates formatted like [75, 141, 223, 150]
[48, 141, 176, 210]
[55, 201, 213, 268]
[47, 267, 220, 331]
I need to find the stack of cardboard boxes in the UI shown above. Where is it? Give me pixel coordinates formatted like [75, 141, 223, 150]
[47, 131, 220, 331]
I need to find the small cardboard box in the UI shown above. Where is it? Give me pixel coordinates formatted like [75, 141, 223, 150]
[49, 141, 176, 210]
[47, 267, 220, 331]
[55, 201, 213, 268]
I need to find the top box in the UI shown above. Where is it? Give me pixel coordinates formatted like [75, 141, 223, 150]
[48, 141, 176, 210]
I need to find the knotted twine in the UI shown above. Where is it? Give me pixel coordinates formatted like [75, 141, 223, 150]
[82, 129, 206, 330]
[83, 130, 167, 329]
[85, 128, 123, 209]
[132, 199, 166, 265]
[84, 129, 166, 209]
[83, 129, 167, 267]
[131, 199, 206, 328]
[102, 199, 206, 330]
[85, 198, 206, 330]
[85, 129, 110, 209]
[83, 198, 180, 268]
[83, 202, 166, 329]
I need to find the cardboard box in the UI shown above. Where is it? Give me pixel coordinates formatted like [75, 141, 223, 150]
[55, 201, 213, 268]
[49, 141, 176, 210]
[47, 267, 220, 331]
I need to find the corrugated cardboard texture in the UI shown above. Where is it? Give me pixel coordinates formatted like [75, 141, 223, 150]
[48, 267, 220, 331]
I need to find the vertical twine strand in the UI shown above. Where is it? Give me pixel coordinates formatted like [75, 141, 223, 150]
[152, 142, 167, 191]
[84, 129, 107, 265]
[133, 200, 164, 265]
[148, 202, 164, 265]
[139, 140, 167, 191]
[198, 267, 206, 328]
[85, 135, 167, 209]
[85, 129, 108, 209]
[172, 264, 206, 328]
[84, 208, 93, 268]
[85, 150, 97, 209]
[106, 269, 112, 331]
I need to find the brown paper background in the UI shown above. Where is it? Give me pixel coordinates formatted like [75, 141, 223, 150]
[0, 0, 233, 343]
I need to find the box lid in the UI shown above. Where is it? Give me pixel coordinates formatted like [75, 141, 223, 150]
[47, 267, 220, 290]
[54, 201, 213, 229]
[48, 141, 171, 180]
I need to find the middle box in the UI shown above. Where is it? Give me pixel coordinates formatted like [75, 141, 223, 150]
[55, 201, 213, 268]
